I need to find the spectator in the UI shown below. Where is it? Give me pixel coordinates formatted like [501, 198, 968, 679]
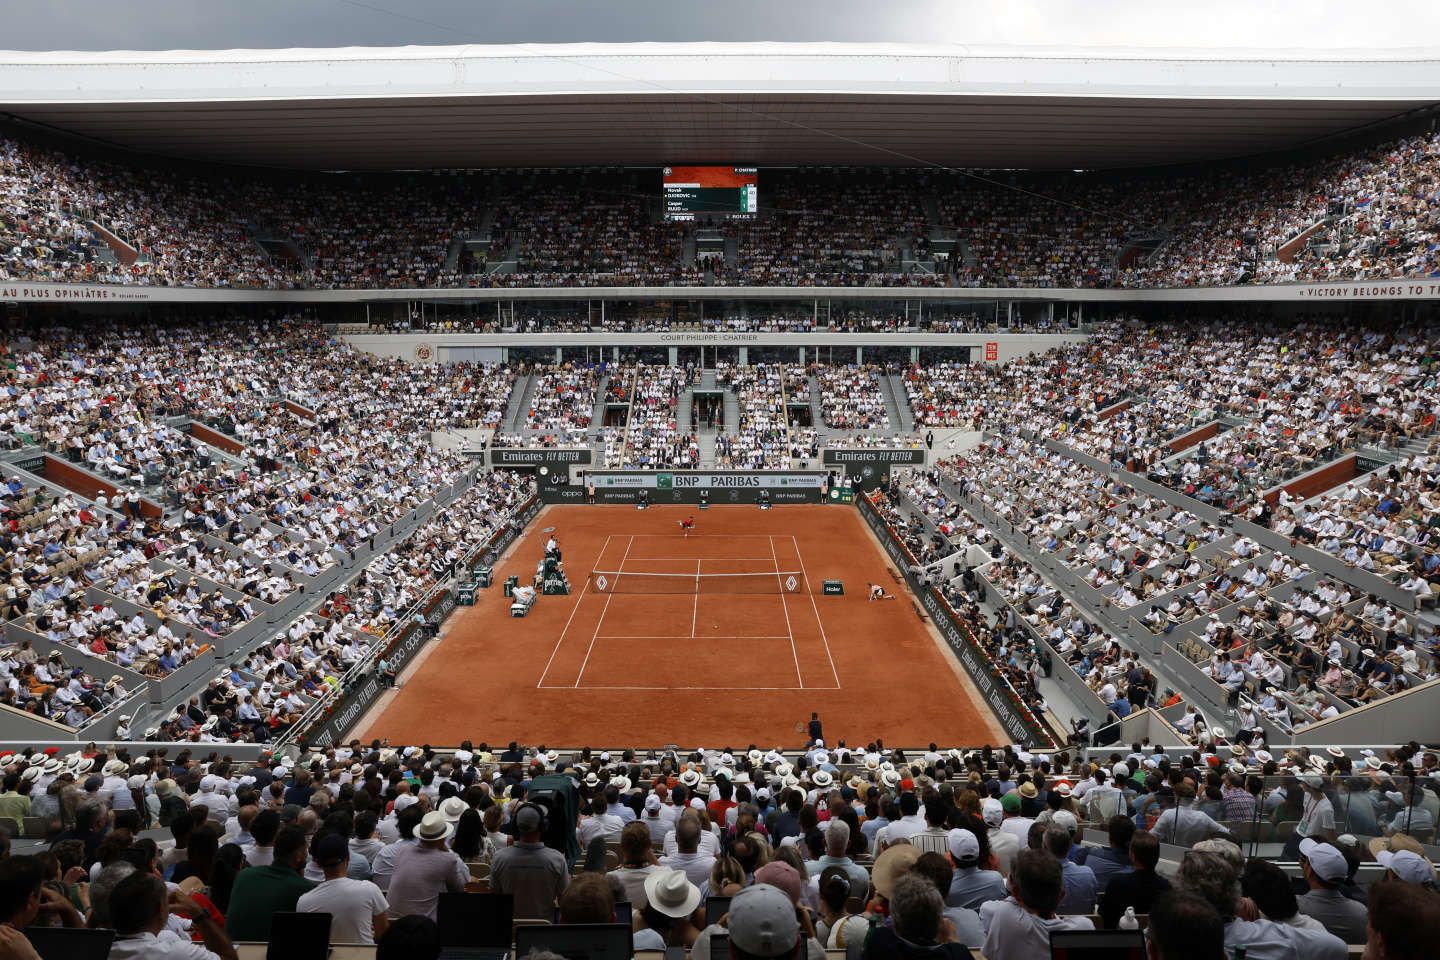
[0, 856, 83, 929]
[634, 868, 704, 951]
[224, 825, 313, 941]
[944, 828, 1006, 910]
[1045, 827, 1097, 916]
[489, 802, 569, 921]
[1174, 849, 1345, 960]
[1242, 859, 1327, 933]
[1078, 815, 1135, 891]
[1365, 877, 1440, 960]
[978, 849, 1094, 960]
[1100, 831, 1171, 930]
[385, 811, 468, 921]
[296, 833, 389, 945]
[1296, 839, 1369, 944]
[911, 851, 984, 950]
[376, 915, 442, 960]
[660, 815, 716, 889]
[1145, 892, 1226, 960]
[862, 872, 970, 959]
[106, 870, 238, 960]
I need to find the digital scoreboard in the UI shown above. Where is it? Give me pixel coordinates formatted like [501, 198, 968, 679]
[663, 166, 758, 220]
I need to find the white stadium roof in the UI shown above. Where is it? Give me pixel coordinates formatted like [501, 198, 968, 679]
[0, 42, 1437, 171]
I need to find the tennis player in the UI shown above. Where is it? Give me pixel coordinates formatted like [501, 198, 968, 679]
[678, 516, 695, 538]
[868, 582, 895, 601]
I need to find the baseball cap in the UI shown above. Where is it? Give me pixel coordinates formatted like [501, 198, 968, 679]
[515, 804, 544, 833]
[1052, 810, 1079, 834]
[1000, 792, 1021, 814]
[1298, 838, 1348, 883]
[1377, 850, 1435, 887]
[315, 833, 349, 868]
[947, 828, 980, 864]
[727, 883, 800, 958]
[981, 797, 1004, 827]
[645, 794, 663, 812]
[753, 860, 803, 906]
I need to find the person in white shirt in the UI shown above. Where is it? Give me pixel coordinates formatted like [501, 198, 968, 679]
[640, 793, 675, 847]
[879, 793, 926, 847]
[979, 850, 1093, 960]
[296, 834, 389, 945]
[104, 871, 238, 960]
[660, 815, 717, 889]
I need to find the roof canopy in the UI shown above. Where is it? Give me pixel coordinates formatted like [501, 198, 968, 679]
[1, 42, 1436, 171]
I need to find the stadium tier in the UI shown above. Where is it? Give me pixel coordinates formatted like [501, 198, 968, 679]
[3, 122, 1440, 292]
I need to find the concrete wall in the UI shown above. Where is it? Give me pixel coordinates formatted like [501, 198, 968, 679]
[1263, 454, 1360, 506]
[1290, 680, 1440, 746]
[344, 332, 1089, 366]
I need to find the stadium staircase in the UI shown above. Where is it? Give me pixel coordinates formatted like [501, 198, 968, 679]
[806, 376, 824, 428]
[883, 374, 915, 433]
[502, 373, 535, 432]
[957, 239, 976, 271]
[676, 387, 694, 433]
[589, 377, 610, 428]
[722, 386, 740, 435]
[723, 235, 739, 269]
[696, 430, 718, 468]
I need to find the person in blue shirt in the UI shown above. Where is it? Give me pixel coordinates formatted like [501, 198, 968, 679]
[1046, 827, 1097, 915]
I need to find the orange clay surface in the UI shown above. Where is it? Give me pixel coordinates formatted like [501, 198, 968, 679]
[361, 504, 1003, 748]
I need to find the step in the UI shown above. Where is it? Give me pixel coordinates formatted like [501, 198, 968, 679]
[696, 430, 718, 469]
[503, 373, 535, 432]
[723, 390, 740, 434]
[589, 377, 610, 428]
[677, 389, 694, 433]
[885, 373, 915, 432]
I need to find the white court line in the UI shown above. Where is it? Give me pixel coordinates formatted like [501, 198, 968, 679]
[592, 635, 796, 640]
[792, 534, 842, 688]
[770, 535, 803, 690]
[541, 684, 826, 691]
[574, 534, 633, 688]
[691, 559, 701, 638]
[609, 557, 778, 561]
[625, 534, 777, 538]
[536, 534, 609, 688]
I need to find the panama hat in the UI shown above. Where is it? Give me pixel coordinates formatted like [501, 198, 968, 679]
[810, 770, 834, 789]
[439, 797, 469, 822]
[416, 811, 455, 843]
[644, 868, 702, 919]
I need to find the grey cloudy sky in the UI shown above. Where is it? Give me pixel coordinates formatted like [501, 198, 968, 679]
[3, 0, 1439, 51]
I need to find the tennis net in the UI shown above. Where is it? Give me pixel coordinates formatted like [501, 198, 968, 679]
[588, 570, 808, 595]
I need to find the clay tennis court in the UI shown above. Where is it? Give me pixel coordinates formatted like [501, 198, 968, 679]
[360, 504, 1004, 748]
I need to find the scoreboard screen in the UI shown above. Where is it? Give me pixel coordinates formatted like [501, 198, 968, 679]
[663, 166, 758, 220]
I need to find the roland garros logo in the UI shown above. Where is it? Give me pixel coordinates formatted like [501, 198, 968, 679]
[414, 343, 435, 362]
